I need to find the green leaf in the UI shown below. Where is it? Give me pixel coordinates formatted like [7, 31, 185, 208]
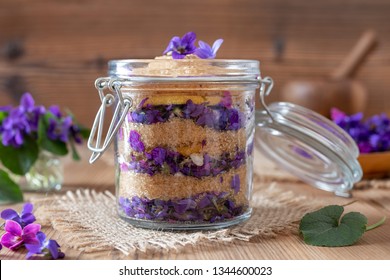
[0, 169, 23, 203]
[299, 205, 367, 247]
[0, 139, 39, 175]
[78, 126, 91, 139]
[64, 108, 90, 139]
[0, 111, 7, 122]
[38, 113, 68, 156]
[69, 139, 81, 161]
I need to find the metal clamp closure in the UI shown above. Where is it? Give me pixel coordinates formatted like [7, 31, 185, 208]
[88, 78, 132, 163]
[258, 76, 274, 121]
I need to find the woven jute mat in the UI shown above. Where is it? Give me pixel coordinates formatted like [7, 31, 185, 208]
[31, 150, 388, 255]
[32, 182, 327, 255]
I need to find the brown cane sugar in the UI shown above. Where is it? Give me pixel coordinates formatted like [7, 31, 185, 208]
[118, 164, 248, 204]
[118, 118, 247, 157]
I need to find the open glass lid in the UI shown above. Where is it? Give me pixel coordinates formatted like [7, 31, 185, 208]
[255, 78, 363, 197]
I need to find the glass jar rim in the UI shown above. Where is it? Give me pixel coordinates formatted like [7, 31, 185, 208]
[108, 59, 260, 82]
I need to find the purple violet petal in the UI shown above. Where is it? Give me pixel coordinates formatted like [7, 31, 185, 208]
[129, 130, 145, 153]
[163, 36, 180, 54]
[25, 244, 43, 255]
[47, 240, 60, 259]
[1, 209, 19, 220]
[138, 98, 149, 108]
[20, 93, 35, 110]
[36, 231, 47, 244]
[1, 232, 23, 250]
[48, 105, 62, 118]
[22, 233, 39, 245]
[212, 39, 224, 54]
[181, 31, 197, 48]
[194, 47, 213, 59]
[173, 199, 196, 214]
[4, 220, 22, 236]
[220, 92, 232, 108]
[21, 213, 36, 226]
[231, 174, 240, 194]
[330, 108, 346, 122]
[198, 196, 211, 208]
[172, 52, 186, 59]
[23, 223, 41, 235]
[22, 203, 33, 215]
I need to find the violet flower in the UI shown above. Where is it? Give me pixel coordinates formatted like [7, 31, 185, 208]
[331, 108, 390, 153]
[0, 220, 40, 250]
[163, 32, 197, 59]
[129, 130, 145, 153]
[219, 91, 232, 108]
[231, 174, 240, 194]
[0, 108, 31, 147]
[0, 105, 12, 112]
[119, 191, 246, 223]
[25, 231, 65, 260]
[48, 105, 62, 118]
[127, 99, 244, 131]
[194, 39, 223, 59]
[149, 147, 167, 165]
[47, 116, 73, 142]
[1, 203, 36, 228]
[122, 147, 245, 178]
[18, 93, 45, 132]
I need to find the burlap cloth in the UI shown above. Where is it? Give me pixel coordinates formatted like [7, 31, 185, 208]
[31, 152, 389, 255]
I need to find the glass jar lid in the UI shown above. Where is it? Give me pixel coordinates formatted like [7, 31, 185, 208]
[108, 59, 260, 82]
[255, 101, 363, 197]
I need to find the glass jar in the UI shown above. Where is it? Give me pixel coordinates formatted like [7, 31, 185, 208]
[88, 58, 362, 230]
[20, 150, 63, 192]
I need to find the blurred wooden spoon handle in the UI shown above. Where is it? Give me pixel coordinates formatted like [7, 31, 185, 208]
[330, 30, 377, 80]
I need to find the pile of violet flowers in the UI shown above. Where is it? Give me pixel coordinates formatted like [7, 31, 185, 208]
[120, 142, 246, 178]
[331, 108, 390, 153]
[0, 93, 89, 202]
[119, 189, 244, 223]
[128, 97, 244, 131]
[0, 203, 64, 259]
[163, 31, 223, 59]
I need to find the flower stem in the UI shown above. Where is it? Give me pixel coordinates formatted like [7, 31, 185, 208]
[366, 216, 386, 231]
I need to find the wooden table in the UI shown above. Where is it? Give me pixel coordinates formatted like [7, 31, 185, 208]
[1, 147, 389, 260]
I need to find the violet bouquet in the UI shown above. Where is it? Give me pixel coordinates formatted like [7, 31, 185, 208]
[331, 108, 390, 153]
[0, 202, 65, 259]
[0, 93, 89, 202]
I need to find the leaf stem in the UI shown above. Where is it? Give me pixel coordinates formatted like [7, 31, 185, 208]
[342, 200, 358, 207]
[366, 216, 386, 231]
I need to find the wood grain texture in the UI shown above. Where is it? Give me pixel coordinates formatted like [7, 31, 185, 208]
[0, 0, 390, 127]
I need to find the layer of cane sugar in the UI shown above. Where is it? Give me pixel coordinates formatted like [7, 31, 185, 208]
[118, 118, 247, 157]
[129, 55, 235, 77]
[118, 164, 248, 205]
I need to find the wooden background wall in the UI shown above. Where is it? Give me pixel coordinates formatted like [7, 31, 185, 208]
[1, 0, 390, 126]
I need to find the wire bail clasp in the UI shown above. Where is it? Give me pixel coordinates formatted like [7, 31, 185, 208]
[258, 76, 274, 121]
[88, 78, 132, 164]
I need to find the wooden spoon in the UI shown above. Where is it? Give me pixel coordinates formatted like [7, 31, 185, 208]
[281, 30, 377, 117]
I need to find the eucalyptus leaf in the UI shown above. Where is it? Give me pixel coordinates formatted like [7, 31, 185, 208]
[299, 205, 367, 247]
[0, 139, 39, 175]
[0, 169, 23, 203]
